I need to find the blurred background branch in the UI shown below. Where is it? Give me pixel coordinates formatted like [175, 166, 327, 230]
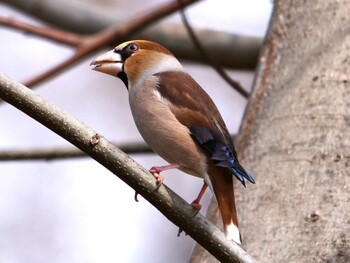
[0, 0, 201, 89]
[0, 134, 237, 161]
[1, 0, 262, 70]
[0, 142, 152, 161]
[178, 0, 249, 98]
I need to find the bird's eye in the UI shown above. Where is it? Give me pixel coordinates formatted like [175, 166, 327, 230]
[127, 43, 139, 53]
[120, 43, 139, 61]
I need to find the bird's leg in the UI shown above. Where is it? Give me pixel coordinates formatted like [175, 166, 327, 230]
[134, 163, 179, 202]
[178, 181, 208, 236]
[191, 181, 208, 214]
[149, 163, 179, 188]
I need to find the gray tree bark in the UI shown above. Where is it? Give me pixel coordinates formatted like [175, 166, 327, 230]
[191, 0, 350, 262]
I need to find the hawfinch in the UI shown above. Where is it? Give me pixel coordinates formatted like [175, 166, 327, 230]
[90, 40, 255, 244]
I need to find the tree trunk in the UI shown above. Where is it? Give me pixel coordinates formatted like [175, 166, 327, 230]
[191, 0, 350, 262]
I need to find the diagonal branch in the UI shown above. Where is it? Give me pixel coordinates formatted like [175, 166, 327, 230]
[0, 15, 81, 46]
[0, 13, 262, 70]
[0, 4, 251, 98]
[1, 0, 262, 77]
[20, 0, 201, 88]
[0, 73, 256, 263]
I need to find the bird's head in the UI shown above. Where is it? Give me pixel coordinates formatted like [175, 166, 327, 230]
[90, 40, 183, 88]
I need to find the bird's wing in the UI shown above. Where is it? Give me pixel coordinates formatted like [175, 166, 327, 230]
[155, 71, 254, 186]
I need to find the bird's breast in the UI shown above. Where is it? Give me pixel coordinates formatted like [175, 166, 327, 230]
[128, 76, 207, 178]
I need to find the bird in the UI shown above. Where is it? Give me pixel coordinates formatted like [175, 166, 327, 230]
[90, 40, 255, 244]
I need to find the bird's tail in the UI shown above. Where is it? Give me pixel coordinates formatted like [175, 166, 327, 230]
[211, 144, 255, 187]
[207, 163, 242, 244]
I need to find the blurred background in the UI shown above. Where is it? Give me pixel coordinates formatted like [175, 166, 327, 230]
[0, 0, 272, 262]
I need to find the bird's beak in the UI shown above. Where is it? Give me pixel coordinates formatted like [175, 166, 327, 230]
[90, 50, 123, 77]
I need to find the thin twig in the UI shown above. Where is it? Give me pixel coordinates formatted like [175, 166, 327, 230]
[178, 0, 250, 98]
[0, 73, 257, 263]
[0, 15, 81, 46]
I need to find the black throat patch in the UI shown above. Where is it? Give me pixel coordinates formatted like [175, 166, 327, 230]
[117, 71, 128, 89]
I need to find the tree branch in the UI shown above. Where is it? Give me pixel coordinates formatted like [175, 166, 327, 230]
[0, 15, 81, 46]
[0, 74, 256, 263]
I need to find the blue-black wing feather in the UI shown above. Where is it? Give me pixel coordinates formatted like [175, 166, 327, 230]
[189, 125, 255, 186]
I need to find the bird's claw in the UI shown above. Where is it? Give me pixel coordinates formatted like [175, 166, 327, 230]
[176, 203, 201, 237]
[134, 191, 139, 202]
[149, 169, 164, 189]
[177, 228, 188, 237]
[154, 172, 164, 189]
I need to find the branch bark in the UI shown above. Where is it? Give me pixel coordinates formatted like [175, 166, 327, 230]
[2, 0, 262, 70]
[0, 73, 257, 263]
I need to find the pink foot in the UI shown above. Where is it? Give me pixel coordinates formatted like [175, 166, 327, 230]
[134, 164, 179, 201]
[191, 201, 202, 213]
[178, 182, 208, 237]
[149, 164, 179, 189]
[151, 172, 164, 189]
[191, 181, 208, 215]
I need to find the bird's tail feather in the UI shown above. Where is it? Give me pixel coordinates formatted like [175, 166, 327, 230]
[207, 163, 242, 244]
[212, 144, 255, 187]
[229, 162, 255, 187]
